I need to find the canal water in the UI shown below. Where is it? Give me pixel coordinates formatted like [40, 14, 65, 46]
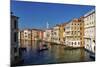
[18, 41, 94, 66]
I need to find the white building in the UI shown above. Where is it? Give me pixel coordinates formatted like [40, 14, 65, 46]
[44, 29, 52, 42]
[23, 29, 31, 41]
[19, 29, 32, 47]
[84, 9, 96, 53]
[64, 18, 84, 47]
[64, 22, 71, 46]
[52, 25, 60, 44]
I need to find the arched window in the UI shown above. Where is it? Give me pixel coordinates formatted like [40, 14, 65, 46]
[93, 40, 95, 43]
[78, 42, 80, 45]
[75, 42, 76, 45]
[72, 42, 73, 45]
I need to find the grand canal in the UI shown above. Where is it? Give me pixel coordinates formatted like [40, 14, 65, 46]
[17, 40, 94, 66]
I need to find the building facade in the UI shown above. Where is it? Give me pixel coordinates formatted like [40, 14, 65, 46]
[80, 17, 84, 48]
[11, 13, 19, 65]
[52, 25, 60, 44]
[59, 23, 66, 44]
[19, 28, 44, 47]
[64, 18, 84, 47]
[20, 30, 24, 47]
[84, 9, 96, 53]
[38, 30, 44, 41]
[31, 29, 39, 41]
[19, 29, 31, 47]
[64, 22, 71, 46]
[44, 29, 52, 42]
[31, 29, 44, 41]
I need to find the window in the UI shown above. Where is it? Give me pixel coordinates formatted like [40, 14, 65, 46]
[80, 27, 82, 30]
[14, 33, 17, 42]
[25, 35, 27, 38]
[92, 21, 94, 24]
[25, 32, 27, 34]
[75, 42, 76, 45]
[14, 47, 17, 53]
[64, 28, 65, 31]
[93, 40, 95, 43]
[78, 42, 80, 45]
[72, 42, 73, 45]
[54, 32, 56, 35]
[59, 38, 60, 41]
[14, 20, 17, 29]
[72, 31, 73, 34]
[75, 31, 76, 34]
[81, 42, 82, 45]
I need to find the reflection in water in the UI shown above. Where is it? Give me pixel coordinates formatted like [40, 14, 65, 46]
[18, 40, 94, 66]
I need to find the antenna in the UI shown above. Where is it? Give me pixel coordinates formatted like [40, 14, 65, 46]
[46, 22, 49, 29]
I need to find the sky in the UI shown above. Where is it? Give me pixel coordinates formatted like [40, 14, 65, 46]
[11, 1, 95, 30]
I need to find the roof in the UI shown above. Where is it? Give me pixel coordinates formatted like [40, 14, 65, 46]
[84, 9, 95, 17]
[31, 28, 44, 31]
